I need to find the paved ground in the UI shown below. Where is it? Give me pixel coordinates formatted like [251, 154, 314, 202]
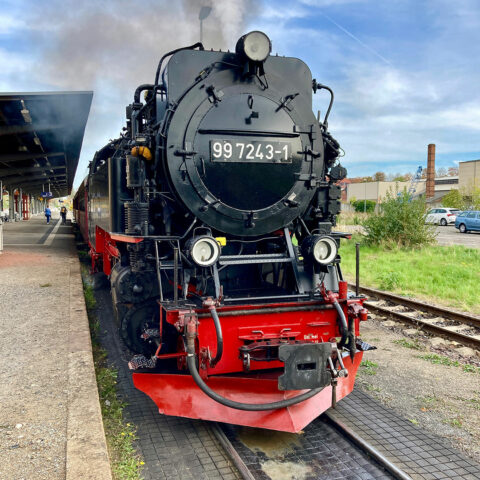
[335, 224, 480, 249]
[333, 389, 480, 480]
[0, 215, 111, 480]
[434, 225, 480, 248]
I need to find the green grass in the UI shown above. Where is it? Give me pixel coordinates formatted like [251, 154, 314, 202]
[417, 353, 460, 367]
[360, 360, 378, 375]
[417, 353, 480, 374]
[95, 355, 144, 480]
[339, 236, 480, 311]
[444, 417, 463, 428]
[417, 394, 444, 411]
[468, 398, 480, 410]
[462, 364, 480, 374]
[83, 282, 97, 311]
[363, 383, 381, 393]
[40, 283, 52, 288]
[81, 272, 143, 480]
[393, 338, 424, 350]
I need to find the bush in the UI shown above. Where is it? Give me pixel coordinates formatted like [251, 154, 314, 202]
[362, 190, 436, 248]
[350, 199, 376, 213]
[442, 189, 465, 209]
[442, 186, 480, 210]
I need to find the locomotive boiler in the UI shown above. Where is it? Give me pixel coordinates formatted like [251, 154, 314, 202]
[73, 31, 372, 432]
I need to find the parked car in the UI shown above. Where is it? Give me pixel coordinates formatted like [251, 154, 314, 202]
[455, 210, 480, 233]
[425, 207, 461, 226]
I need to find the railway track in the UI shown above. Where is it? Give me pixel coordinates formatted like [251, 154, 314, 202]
[351, 284, 480, 350]
[211, 413, 412, 480]
[86, 259, 480, 480]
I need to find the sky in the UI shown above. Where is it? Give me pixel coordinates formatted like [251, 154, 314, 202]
[1, 0, 479, 186]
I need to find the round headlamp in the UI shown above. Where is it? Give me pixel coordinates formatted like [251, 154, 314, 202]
[236, 31, 271, 62]
[302, 235, 338, 266]
[312, 236, 337, 265]
[188, 236, 221, 267]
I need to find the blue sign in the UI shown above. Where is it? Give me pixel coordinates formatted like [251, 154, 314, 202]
[41, 192, 53, 198]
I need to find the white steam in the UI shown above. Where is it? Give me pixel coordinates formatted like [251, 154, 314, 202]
[26, 0, 256, 95]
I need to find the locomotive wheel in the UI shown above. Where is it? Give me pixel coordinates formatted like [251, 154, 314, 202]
[120, 302, 158, 355]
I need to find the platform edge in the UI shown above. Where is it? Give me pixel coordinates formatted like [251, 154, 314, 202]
[66, 256, 112, 480]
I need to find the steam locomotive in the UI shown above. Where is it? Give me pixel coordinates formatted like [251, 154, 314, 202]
[73, 31, 372, 432]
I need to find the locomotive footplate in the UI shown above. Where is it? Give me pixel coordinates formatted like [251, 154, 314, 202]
[278, 343, 332, 391]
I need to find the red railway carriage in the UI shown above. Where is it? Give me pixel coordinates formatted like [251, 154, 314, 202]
[73, 31, 372, 432]
[72, 180, 88, 241]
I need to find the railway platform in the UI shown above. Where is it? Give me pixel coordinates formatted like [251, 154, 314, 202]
[0, 215, 111, 480]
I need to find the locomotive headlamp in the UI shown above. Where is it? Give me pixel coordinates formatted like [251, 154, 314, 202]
[236, 31, 271, 62]
[188, 236, 221, 267]
[312, 236, 337, 265]
[302, 235, 338, 266]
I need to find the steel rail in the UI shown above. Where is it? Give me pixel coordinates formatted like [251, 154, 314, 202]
[324, 411, 412, 480]
[349, 284, 480, 349]
[364, 302, 480, 349]
[212, 416, 412, 480]
[350, 284, 480, 329]
[210, 423, 256, 480]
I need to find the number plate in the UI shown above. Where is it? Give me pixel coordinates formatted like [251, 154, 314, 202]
[210, 140, 292, 164]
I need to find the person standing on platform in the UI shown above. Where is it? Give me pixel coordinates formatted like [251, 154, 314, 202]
[45, 206, 51, 224]
[60, 206, 67, 224]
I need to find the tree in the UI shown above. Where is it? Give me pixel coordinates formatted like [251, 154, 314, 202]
[436, 167, 447, 177]
[373, 171, 386, 182]
[442, 189, 465, 209]
[463, 186, 480, 210]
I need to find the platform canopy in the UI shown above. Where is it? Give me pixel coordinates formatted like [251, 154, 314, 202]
[0, 91, 93, 198]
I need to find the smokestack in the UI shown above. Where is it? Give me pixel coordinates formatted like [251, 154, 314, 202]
[426, 144, 435, 199]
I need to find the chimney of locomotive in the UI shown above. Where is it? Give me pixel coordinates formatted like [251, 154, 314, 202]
[426, 144, 435, 199]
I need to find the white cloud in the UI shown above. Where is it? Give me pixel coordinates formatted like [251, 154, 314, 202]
[0, 48, 38, 91]
[0, 13, 24, 34]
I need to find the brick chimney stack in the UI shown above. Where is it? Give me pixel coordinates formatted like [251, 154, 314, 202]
[426, 144, 435, 199]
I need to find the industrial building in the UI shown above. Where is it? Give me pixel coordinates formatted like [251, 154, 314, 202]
[345, 144, 461, 207]
[458, 159, 480, 190]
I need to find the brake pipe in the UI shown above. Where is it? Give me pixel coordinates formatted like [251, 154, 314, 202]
[203, 298, 223, 367]
[185, 316, 322, 411]
[323, 288, 348, 349]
